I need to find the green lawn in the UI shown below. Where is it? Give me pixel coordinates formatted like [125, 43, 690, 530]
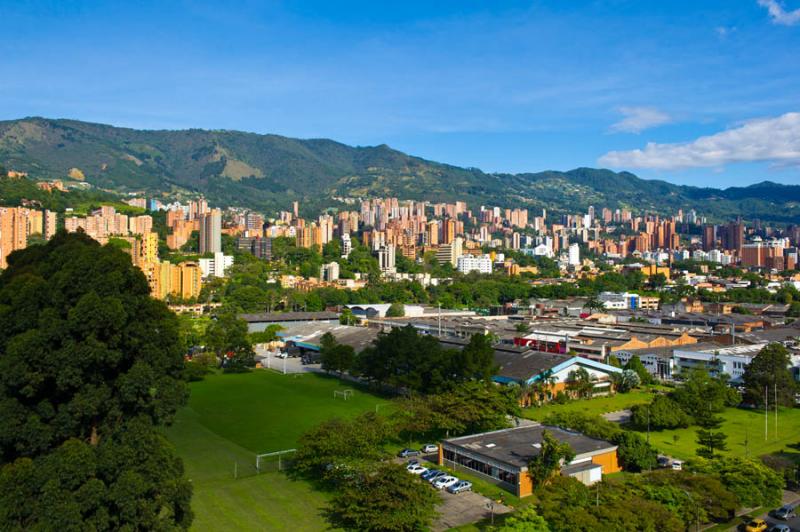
[633, 406, 800, 461]
[164, 370, 390, 531]
[520, 387, 664, 421]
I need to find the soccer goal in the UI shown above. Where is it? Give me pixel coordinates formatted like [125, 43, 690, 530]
[333, 389, 353, 400]
[255, 448, 297, 473]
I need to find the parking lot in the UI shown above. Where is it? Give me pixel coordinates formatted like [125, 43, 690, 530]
[433, 489, 512, 531]
[255, 347, 320, 374]
[400, 455, 512, 531]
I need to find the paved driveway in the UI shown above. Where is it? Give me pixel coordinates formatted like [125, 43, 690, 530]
[433, 489, 511, 531]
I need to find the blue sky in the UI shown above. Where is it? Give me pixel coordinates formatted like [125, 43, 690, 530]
[1, 0, 799, 187]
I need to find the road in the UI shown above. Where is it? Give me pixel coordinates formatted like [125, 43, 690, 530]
[733, 495, 800, 531]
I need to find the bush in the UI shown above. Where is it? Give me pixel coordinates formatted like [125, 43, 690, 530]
[630, 395, 692, 430]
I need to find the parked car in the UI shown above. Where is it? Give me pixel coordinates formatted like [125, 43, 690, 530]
[421, 469, 441, 481]
[406, 464, 428, 475]
[768, 525, 791, 532]
[671, 460, 683, 471]
[745, 519, 768, 532]
[656, 456, 670, 468]
[433, 475, 459, 490]
[772, 505, 797, 520]
[398, 448, 420, 458]
[447, 480, 473, 494]
[421, 444, 439, 453]
[426, 471, 448, 484]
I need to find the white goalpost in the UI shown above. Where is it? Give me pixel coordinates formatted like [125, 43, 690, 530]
[255, 449, 297, 472]
[333, 389, 353, 400]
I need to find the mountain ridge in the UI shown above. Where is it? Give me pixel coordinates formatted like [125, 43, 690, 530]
[1, 117, 798, 222]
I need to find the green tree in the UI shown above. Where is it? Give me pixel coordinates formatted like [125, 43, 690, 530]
[0, 232, 192, 530]
[615, 431, 658, 472]
[498, 506, 550, 531]
[325, 462, 438, 531]
[566, 367, 595, 398]
[293, 412, 392, 485]
[385, 302, 405, 317]
[690, 456, 783, 508]
[695, 414, 728, 459]
[630, 395, 692, 430]
[741, 343, 797, 407]
[611, 369, 641, 393]
[319, 332, 355, 375]
[528, 430, 575, 487]
[624, 355, 653, 385]
[454, 333, 497, 382]
[515, 322, 531, 333]
[583, 296, 605, 313]
[249, 324, 283, 344]
[205, 312, 255, 373]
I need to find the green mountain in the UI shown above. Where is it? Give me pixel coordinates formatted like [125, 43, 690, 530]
[1, 117, 798, 223]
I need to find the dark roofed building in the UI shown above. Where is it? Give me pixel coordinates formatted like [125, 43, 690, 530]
[439, 424, 620, 497]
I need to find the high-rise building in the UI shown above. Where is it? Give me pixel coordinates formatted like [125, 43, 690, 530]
[568, 243, 580, 267]
[341, 233, 352, 258]
[43, 210, 57, 240]
[377, 244, 396, 273]
[199, 209, 222, 254]
[0, 207, 28, 269]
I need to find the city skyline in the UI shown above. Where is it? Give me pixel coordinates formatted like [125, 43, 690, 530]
[2, 0, 799, 187]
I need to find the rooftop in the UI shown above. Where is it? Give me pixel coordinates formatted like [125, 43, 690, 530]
[239, 311, 339, 323]
[444, 424, 616, 470]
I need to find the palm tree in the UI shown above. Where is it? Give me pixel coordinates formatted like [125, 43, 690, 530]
[583, 296, 605, 313]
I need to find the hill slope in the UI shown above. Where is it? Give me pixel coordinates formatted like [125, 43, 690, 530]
[1, 117, 798, 222]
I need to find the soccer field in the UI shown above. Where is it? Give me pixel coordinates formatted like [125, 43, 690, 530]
[633, 406, 800, 461]
[164, 370, 390, 531]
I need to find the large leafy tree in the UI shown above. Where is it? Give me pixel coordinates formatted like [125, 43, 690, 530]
[355, 326, 496, 393]
[293, 412, 393, 485]
[319, 332, 355, 375]
[325, 462, 438, 532]
[528, 430, 575, 487]
[204, 312, 255, 373]
[395, 381, 519, 439]
[741, 343, 797, 407]
[0, 231, 192, 529]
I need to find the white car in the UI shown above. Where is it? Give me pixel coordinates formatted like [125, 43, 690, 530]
[671, 460, 683, 471]
[421, 444, 439, 453]
[432, 475, 459, 490]
[406, 464, 428, 475]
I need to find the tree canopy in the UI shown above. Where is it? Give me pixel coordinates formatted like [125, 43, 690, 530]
[741, 343, 797, 407]
[0, 232, 192, 529]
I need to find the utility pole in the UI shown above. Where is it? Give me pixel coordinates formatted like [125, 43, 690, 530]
[764, 385, 768, 441]
[774, 383, 778, 439]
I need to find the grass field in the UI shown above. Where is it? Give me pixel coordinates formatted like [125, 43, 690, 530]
[633, 406, 800, 461]
[165, 370, 390, 531]
[520, 386, 664, 421]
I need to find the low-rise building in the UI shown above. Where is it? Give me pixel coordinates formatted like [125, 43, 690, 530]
[439, 424, 620, 497]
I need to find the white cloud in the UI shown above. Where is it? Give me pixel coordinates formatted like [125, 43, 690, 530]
[608, 106, 672, 134]
[757, 0, 800, 26]
[599, 112, 800, 170]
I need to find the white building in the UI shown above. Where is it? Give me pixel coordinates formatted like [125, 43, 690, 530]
[377, 244, 396, 273]
[457, 254, 493, 274]
[598, 291, 641, 310]
[320, 261, 340, 282]
[568, 243, 580, 267]
[341, 233, 352, 258]
[199, 252, 234, 278]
